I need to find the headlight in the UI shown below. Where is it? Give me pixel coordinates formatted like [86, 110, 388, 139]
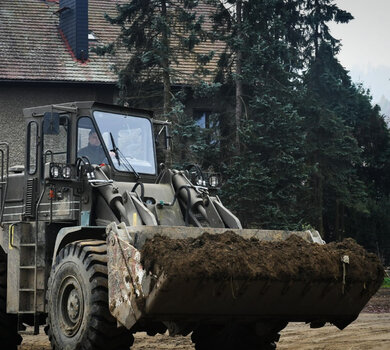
[50, 165, 60, 178]
[196, 178, 206, 186]
[62, 166, 72, 179]
[208, 175, 220, 188]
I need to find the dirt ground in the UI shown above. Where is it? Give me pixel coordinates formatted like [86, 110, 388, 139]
[19, 288, 390, 350]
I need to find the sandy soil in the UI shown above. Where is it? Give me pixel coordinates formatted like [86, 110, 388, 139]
[130, 313, 390, 350]
[19, 289, 390, 350]
[277, 314, 390, 350]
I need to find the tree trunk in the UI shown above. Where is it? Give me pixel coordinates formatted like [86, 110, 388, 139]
[335, 199, 340, 240]
[315, 171, 324, 238]
[235, 0, 243, 154]
[340, 202, 345, 240]
[161, 1, 171, 116]
[314, 0, 319, 58]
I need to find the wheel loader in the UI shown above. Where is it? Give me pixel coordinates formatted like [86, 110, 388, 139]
[0, 101, 384, 350]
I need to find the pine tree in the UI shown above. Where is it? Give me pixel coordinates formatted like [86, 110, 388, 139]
[96, 0, 208, 116]
[210, 0, 309, 229]
[342, 85, 390, 263]
[300, 1, 390, 263]
[300, 0, 366, 240]
[301, 0, 353, 62]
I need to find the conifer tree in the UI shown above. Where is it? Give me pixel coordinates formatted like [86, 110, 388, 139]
[96, 0, 390, 262]
[301, 0, 353, 62]
[96, 0, 208, 116]
[300, 1, 367, 240]
[299, 1, 390, 262]
[209, 0, 308, 228]
[341, 85, 390, 263]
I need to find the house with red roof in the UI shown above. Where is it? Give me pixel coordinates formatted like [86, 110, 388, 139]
[0, 0, 223, 165]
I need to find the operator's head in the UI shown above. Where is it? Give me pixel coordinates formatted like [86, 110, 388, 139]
[88, 130, 101, 147]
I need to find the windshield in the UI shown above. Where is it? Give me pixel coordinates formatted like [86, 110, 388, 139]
[94, 111, 156, 175]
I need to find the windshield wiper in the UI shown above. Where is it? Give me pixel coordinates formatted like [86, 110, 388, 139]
[110, 132, 121, 166]
[109, 132, 140, 180]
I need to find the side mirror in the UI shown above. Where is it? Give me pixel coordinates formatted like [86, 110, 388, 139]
[154, 121, 172, 151]
[43, 112, 60, 135]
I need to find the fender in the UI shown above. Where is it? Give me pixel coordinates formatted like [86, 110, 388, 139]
[52, 225, 106, 264]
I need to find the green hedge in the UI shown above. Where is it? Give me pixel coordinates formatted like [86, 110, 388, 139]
[383, 277, 390, 288]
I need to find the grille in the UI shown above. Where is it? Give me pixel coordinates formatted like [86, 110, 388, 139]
[25, 178, 36, 217]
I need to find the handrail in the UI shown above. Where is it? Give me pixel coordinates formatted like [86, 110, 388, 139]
[0, 142, 9, 224]
[44, 150, 54, 163]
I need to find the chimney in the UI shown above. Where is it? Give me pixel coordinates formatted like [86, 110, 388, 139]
[59, 0, 89, 61]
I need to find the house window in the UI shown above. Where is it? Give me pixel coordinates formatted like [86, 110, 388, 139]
[194, 110, 212, 129]
[193, 109, 219, 145]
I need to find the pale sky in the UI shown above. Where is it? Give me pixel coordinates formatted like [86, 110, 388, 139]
[330, 0, 390, 103]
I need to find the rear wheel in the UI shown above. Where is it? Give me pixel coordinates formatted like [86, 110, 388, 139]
[46, 240, 134, 350]
[191, 323, 282, 350]
[0, 251, 22, 350]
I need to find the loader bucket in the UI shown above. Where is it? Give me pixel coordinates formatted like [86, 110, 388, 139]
[106, 224, 384, 332]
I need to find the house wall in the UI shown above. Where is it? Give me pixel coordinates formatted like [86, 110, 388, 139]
[0, 82, 116, 166]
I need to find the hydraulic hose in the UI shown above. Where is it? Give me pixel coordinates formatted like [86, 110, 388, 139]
[131, 182, 145, 202]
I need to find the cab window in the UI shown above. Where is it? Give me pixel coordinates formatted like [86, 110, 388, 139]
[42, 115, 70, 164]
[93, 111, 156, 175]
[77, 117, 106, 165]
[27, 121, 38, 174]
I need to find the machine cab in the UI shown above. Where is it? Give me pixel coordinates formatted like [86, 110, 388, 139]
[23, 101, 168, 182]
[20, 101, 169, 225]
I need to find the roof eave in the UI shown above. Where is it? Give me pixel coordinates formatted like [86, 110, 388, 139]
[0, 79, 117, 85]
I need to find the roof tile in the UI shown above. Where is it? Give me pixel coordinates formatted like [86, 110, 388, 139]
[0, 0, 224, 84]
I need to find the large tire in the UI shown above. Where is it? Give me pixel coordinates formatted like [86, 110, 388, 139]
[191, 323, 280, 350]
[0, 252, 22, 350]
[46, 240, 134, 350]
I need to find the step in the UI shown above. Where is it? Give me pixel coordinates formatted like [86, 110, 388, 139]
[19, 288, 44, 292]
[19, 266, 44, 270]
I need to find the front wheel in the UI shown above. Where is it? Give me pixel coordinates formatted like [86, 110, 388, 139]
[46, 240, 134, 350]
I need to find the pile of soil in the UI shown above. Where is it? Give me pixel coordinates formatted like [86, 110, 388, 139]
[141, 231, 384, 286]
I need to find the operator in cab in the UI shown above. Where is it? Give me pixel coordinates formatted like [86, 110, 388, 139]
[78, 129, 106, 164]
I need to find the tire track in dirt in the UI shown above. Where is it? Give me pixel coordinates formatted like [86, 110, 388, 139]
[20, 288, 390, 350]
[19, 313, 390, 350]
[277, 314, 390, 350]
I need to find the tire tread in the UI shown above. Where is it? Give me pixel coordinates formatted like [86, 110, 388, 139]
[46, 239, 133, 350]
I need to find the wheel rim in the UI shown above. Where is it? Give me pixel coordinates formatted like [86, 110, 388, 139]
[58, 275, 84, 337]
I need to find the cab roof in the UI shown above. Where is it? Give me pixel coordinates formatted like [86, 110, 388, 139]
[23, 101, 153, 119]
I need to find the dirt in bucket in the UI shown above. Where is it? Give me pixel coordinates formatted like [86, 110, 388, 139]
[140, 231, 384, 289]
